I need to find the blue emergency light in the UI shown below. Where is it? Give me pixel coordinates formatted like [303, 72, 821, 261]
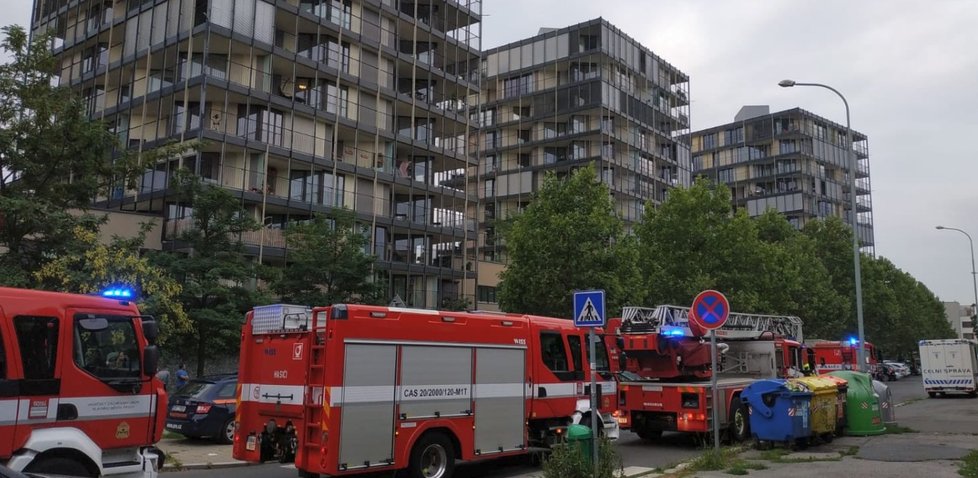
[847, 336, 859, 346]
[662, 327, 686, 337]
[101, 287, 134, 298]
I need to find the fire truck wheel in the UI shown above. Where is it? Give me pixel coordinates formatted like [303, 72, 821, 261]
[408, 432, 456, 478]
[25, 457, 94, 477]
[217, 418, 235, 444]
[730, 401, 750, 443]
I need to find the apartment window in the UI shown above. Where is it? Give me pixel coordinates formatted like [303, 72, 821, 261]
[717, 168, 733, 183]
[118, 84, 131, 104]
[513, 105, 530, 120]
[298, 34, 350, 72]
[148, 68, 175, 92]
[324, 82, 349, 117]
[87, 1, 113, 32]
[724, 127, 744, 145]
[484, 203, 495, 220]
[237, 105, 284, 146]
[477, 108, 495, 127]
[81, 43, 108, 73]
[484, 131, 499, 149]
[177, 53, 228, 81]
[543, 123, 565, 139]
[82, 86, 105, 116]
[779, 140, 799, 154]
[484, 178, 494, 197]
[702, 132, 717, 150]
[578, 34, 599, 52]
[173, 102, 205, 134]
[569, 115, 587, 134]
[503, 73, 533, 99]
[300, 0, 351, 28]
[543, 147, 566, 164]
[570, 62, 598, 81]
[477, 286, 497, 304]
[570, 141, 587, 160]
[518, 153, 531, 168]
[518, 129, 531, 144]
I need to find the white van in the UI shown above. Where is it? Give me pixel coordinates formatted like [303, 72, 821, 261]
[918, 339, 978, 397]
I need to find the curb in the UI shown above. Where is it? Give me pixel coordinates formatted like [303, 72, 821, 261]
[163, 461, 252, 472]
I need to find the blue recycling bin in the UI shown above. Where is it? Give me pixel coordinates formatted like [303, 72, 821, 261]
[741, 379, 813, 448]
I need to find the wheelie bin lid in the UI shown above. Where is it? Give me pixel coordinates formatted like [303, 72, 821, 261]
[566, 424, 591, 441]
[742, 379, 810, 401]
[790, 376, 840, 393]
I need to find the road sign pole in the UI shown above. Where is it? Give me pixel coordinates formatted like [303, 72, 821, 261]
[710, 329, 719, 451]
[589, 327, 598, 477]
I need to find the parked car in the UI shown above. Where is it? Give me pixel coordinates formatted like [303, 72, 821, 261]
[883, 361, 911, 378]
[166, 374, 238, 444]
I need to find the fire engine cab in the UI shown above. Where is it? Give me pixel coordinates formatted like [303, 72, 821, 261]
[0, 286, 166, 477]
[609, 305, 805, 442]
[809, 339, 880, 375]
[233, 304, 619, 478]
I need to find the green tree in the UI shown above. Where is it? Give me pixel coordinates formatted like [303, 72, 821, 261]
[634, 178, 768, 310]
[151, 172, 268, 376]
[33, 222, 191, 344]
[0, 25, 131, 285]
[272, 209, 382, 306]
[497, 165, 641, 317]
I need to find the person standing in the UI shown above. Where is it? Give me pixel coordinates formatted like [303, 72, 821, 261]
[155, 368, 171, 391]
[176, 363, 190, 389]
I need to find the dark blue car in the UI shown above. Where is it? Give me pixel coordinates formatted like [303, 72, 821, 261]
[166, 374, 238, 444]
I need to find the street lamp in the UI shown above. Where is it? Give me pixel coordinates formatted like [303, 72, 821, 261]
[936, 226, 978, 323]
[779, 79, 867, 371]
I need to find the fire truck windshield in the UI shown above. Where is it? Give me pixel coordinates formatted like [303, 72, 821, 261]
[73, 313, 142, 387]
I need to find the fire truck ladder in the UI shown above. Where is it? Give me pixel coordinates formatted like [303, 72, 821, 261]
[620, 305, 804, 343]
[303, 309, 328, 457]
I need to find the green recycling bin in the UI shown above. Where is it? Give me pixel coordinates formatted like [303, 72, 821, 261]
[566, 424, 593, 466]
[828, 371, 886, 436]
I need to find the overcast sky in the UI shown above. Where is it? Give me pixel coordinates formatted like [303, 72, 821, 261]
[5, 1, 978, 306]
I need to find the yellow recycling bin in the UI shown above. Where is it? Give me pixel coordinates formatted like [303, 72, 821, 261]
[789, 376, 840, 441]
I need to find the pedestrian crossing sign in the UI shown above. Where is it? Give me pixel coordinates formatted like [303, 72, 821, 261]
[573, 290, 605, 327]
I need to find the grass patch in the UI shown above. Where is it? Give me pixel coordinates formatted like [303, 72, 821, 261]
[725, 464, 749, 475]
[883, 425, 916, 434]
[960, 449, 978, 478]
[842, 446, 860, 456]
[744, 461, 769, 470]
[688, 448, 730, 471]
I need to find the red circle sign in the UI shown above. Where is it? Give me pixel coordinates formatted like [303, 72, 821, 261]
[690, 290, 730, 331]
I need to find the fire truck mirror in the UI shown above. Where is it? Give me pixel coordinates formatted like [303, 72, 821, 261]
[78, 318, 109, 331]
[143, 345, 160, 377]
[141, 319, 160, 343]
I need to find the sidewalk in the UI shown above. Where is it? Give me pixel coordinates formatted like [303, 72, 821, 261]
[158, 436, 246, 471]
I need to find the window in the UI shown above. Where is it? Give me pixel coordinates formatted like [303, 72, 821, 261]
[724, 127, 743, 145]
[216, 381, 238, 399]
[300, 0, 351, 28]
[173, 102, 204, 134]
[477, 286, 497, 304]
[87, 1, 113, 32]
[177, 53, 228, 81]
[518, 153, 531, 168]
[717, 168, 733, 183]
[578, 34, 598, 52]
[540, 332, 569, 373]
[298, 34, 350, 72]
[502, 73, 533, 98]
[237, 105, 284, 146]
[81, 43, 108, 74]
[702, 132, 717, 150]
[82, 86, 105, 115]
[570, 62, 598, 81]
[118, 84, 131, 104]
[73, 314, 141, 380]
[585, 334, 611, 372]
[15, 316, 59, 380]
[566, 335, 584, 375]
[148, 68, 175, 92]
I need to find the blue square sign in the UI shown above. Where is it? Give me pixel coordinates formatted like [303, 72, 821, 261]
[573, 290, 605, 327]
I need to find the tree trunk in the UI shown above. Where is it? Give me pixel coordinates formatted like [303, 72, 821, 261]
[195, 323, 207, 377]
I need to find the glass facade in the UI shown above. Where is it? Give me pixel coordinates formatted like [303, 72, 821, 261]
[475, 19, 692, 265]
[690, 107, 875, 253]
[33, 0, 483, 308]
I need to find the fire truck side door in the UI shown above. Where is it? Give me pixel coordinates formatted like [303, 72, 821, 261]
[0, 307, 18, 457]
[11, 314, 62, 441]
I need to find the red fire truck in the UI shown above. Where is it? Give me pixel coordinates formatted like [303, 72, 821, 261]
[810, 339, 880, 375]
[609, 305, 805, 442]
[0, 286, 166, 477]
[232, 304, 620, 477]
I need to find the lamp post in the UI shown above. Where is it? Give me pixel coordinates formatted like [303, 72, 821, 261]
[779, 79, 867, 371]
[936, 226, 978, 323]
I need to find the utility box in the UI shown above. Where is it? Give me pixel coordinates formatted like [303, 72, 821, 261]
[918, 339, 978, 397]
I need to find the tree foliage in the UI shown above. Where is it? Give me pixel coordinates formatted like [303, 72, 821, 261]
[150, 172, 269, 376]
[272, 209, 382, 306]
[33, 221, 191, 344]
[0, 25, 129, 285]
[497, 165, 642, 317]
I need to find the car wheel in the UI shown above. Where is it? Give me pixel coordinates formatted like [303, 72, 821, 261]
[928, 392, 937, 398]
[216, 418, 235, 444]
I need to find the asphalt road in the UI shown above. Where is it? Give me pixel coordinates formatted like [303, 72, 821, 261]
[164, 375, 935, 478]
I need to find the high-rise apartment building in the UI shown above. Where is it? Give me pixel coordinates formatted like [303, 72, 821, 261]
[943, 301, 976, 340]
[472, 19, 691, 309]
[690, 106, 874, 252]
[31, 0, 483, 307]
